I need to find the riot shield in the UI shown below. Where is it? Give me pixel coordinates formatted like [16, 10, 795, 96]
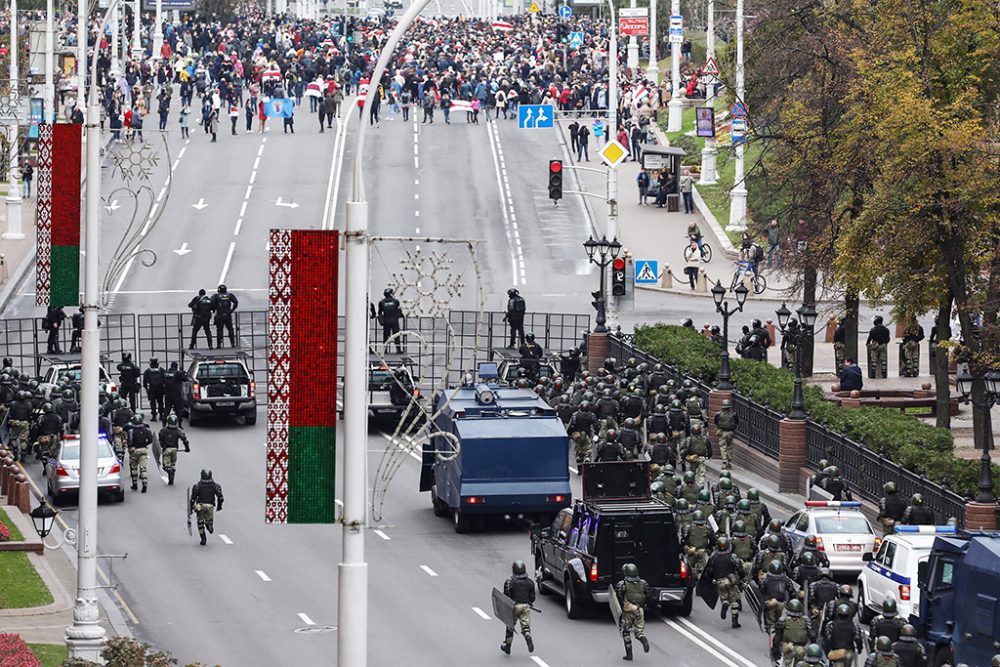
[151, 437, 162, 470]
[696, 567, 719, 610]
[491, 587, 516, 630]
[746, 580, 764, 631]
[608, 584, 622, 627]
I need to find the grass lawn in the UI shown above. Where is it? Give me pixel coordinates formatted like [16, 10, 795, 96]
[696, 141, 763, 245]
[27, 643, 68, 667]
[0, 507, 25, 541]
[0, 552, 53, 609]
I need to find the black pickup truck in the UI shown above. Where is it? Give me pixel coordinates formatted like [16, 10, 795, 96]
[183, 350, 257, 426]
[530, 461, 693, 619]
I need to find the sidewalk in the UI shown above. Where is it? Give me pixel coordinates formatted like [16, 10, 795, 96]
[0, 187, 37, 314]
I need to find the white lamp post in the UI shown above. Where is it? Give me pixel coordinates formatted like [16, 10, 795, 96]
[5, 0, 23, 239]
[644, 0, 658, 84]
[699, 0, 717, 184]
[665, 0, 682, 131]
[727, 0, 748, 231]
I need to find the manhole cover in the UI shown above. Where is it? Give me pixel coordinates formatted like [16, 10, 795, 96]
[294, 625, 337, 634]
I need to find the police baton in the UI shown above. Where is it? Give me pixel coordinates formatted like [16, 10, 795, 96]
[529, 605, 543, 614]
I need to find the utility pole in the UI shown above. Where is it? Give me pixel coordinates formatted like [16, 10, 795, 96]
[152, 0, 164, 61]
[727, 0, 747, 231]
[45, 0, 54, 123]
[5, 0, 24, 240]
[605, 0, 620, 329]
[131, 0, 142, 60]
[644, 0, 658, 84]
[699, 0, 717, 184]
[626, 0, 638, 73]
[665, 0, 682, 131]
[110, 3, 120, 76]
[77, 0, 87, 117]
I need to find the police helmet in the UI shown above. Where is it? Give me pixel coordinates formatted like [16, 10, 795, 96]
[737, 499, 752, 512]
[167, 415, 179, 427]
[116, 398, 126, 408]
[507, 288, 518, 297]
[605, 429, 618, 441]
[42, 402, 53, 413]
[675, 499, 690, 513]
[747, 488, 760, 502]
[626, 357, 637, 368]
[670, 399, 682, 410]
[683, 471, 696, 484]
[525, 332, 536, 342]
[819, 567, 832, 579]
[882, 596, 897, 617]
[653, 403, 666, 414]
[786, 599, 804, 616]
[899, 624, 915, 638]
[534, 385, 545, 395]
[818, 459, 829, 470]
[27, 379, 39, 392]
[170, 361, 179, 370]
[16, 390, 29, 400]
[693, 510, 708, 525]
[201, 469, 213, 480]
[823, 465, 838, 477]
[661, 464, 675, 477]
[650, 480, 666, 495]
[690, 423, 703, 434]
[800, 551, 816, 567]
[62, 388, 74, 400]
[130, 414, 144, 425]
[682, 318, 693, 327]
[717, 536, 731, 552]
[602, 388, 613, 398]
[622, 563, 639, 578]
[768, 560, 784, 575]
[752, 319, 762, 328]
[788, 319, 799, 328]
[122, 352, 132, 361]
[512, 560, 526, 575]
[719, 477, 733, 491]
[1, 357, 10, 366]
[149, 358, 159, 367]
[993, 657, 1000, 667]
[766, 534, 782, 552]
[911, 493, 925, 506]
[604, 357, 617, 370]
[724, 495, 737, 509]
[218, 284, 228, 294]
[198, 288, 206, 296]
[839, 584, 853, 598]
[873, 315, 883, 325]
[697, 490, 711, 503]
[768, 519, 782, 533]
[624, 417, 636, 429]
[804, 644, 824, 662]
[655, 432, 668, 444]
[579, 400, 593, 412]
[804, 535, 818, 549]
[884, 481, 897, 494]
[836, 603, 852, 619]
[384, 288, 394, 297]
[721, 399, 732, 409]
[732, 520, 747, 536]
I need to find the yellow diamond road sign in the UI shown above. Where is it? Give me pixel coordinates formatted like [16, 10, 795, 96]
[600, 140, 628, 168]
[528, 1, 541, 12]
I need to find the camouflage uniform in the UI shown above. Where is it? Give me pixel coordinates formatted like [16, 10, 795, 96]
[682, 520, 715, 580]
[773, 608, 813, 667]
[190, 472, 224, 545]
[615, 571, 650, 658]
[713, 406, 737, 472]
[128, 421, 154, 491]
[732, 533, 757, 578]
[501, 569, 535, 654]
[682, 430, 712, 488]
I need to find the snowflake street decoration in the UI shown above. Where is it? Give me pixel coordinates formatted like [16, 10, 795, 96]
[109, 137, 160, 182]
[388, 248, 466, 318]
[0, 80, 24, 120]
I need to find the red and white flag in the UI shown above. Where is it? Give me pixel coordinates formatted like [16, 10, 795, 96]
[450, 100, 474, 112]
[492, 20, 513, 31]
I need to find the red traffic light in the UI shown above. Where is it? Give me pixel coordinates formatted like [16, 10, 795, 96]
[613, 258, 626, 270]
[549, 160, 562, 173]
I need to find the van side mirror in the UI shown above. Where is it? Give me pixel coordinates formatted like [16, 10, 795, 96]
[862, 552, 873, 562]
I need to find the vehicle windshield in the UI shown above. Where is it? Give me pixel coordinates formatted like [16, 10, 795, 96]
[60, 367, 111, 382]
[197, 363, 249, 380]
[815, 516, 872, 534]
[62, 439, 115, 462]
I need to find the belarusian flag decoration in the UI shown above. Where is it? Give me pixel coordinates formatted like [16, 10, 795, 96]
[35, 123, 82, 307]
[266, 229, 339, 524]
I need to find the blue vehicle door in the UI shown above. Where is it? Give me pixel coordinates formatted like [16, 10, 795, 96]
[922, 555, 956, 644]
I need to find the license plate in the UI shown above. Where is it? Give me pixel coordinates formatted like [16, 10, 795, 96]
[836, 544, 862, 552]
[216, 401, 235, 407]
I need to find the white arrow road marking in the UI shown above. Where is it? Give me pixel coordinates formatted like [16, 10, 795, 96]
[275, 196, 300, 209]
[191, 198, 208, 210]
[173, 242, 192, 256]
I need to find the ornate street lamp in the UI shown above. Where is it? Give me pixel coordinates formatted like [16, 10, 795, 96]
[956, 369, 998, 503]
[29, 499, 58, 539]
[712, 280, 748, 390]
[775, 301, 817, 420]
[583, 236, 622, 334]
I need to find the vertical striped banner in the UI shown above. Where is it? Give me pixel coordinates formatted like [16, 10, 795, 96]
[35, 123, 82, 307]
[266, 229, 339, 524]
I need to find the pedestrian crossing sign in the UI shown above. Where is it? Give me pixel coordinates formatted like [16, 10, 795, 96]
[528, 1, 541, 12]
[635, 260, 659, 285]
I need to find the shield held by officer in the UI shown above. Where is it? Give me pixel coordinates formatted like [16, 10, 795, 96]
[745, 579, 765, 631]
[695, 566, 719, 610]
[151, 436, 162, 470]
[608, 584, 623, 627]
[491, 587, 517, 630]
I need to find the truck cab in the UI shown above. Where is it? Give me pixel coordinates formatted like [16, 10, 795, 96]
[915, 530, 1000, 667]
[530, 461, 692, 619]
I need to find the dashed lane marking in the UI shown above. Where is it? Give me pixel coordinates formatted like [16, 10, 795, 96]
[373, 529, 391, 541]
[218, 241, 236, 285]
[298, 613, 316, 625]
[530, 658, 551, 667]
[676, 617, 760, 667]
[420, 565, 438, 577]
[471, 607, 491, 620]
[219, 535, 233, 544]
[255, 570, 272, 582]
[662, 619, 742, 667]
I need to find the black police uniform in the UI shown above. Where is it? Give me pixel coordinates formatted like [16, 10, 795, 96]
[519, 340, 543, 379]
[163, 364, 188, 423]
[902, 504, 936, 526]
[505, 293, 526, 348]
[143, 363, 167, 420]
[43, 306, 66, 354]
[188, 292, 215, 349]
[891, 636, 927, 667]
[377, 294, 404, 353]
[70, 308, 84, 353]
[212, 289, 239, 347]
[117, 359, 142, 410]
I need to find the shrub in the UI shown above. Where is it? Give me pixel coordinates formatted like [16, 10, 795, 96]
[0, 523, 10, 542]
[633, 324, 1000, 497]
[0, 633, 41, 667]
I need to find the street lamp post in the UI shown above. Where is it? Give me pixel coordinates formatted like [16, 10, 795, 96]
[711, 280, 748, 391]
[644, 0, 658, 84]
[665, 0, 682, 131]
[727, 0, 747, 231]
[583, 235, 622, 334]
[6, 0, 23, 239]
[956, 370, 998, 504]
[775, 302, 817, 420]
[699, 0, 717, 184]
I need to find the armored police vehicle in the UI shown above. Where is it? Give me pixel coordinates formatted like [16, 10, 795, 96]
[912, 529, 1000, 667]
[182, 350, 257, 426]
[418, 364, 572, 533]
[530, 461, 693, 619]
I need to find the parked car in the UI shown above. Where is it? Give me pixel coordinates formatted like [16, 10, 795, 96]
[46, 434, 125, 504]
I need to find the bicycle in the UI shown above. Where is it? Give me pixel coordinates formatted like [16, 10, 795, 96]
[683, 235, 713, 263]
[731, 259, 767, 294]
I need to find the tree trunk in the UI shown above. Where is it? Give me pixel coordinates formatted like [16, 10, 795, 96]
[934, 296, 952, 429]
[845, 291, 859, 364]
[801, 266, 818, 376]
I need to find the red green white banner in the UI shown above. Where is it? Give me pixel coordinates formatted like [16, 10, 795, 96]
[266, 229, 339, 524]
[35, 123, 83, 307]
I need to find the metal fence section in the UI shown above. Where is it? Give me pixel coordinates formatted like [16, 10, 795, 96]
[806, 420, 967, 525]
[607, 335, 712, 395]
[733, 394, 781, 460]
[0, 314, 138, 377]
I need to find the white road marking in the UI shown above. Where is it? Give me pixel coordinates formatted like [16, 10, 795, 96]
[415, 227, 420, 234]
[414, 193, 419, 200]
[335, 499, 344, 507]
[239, 201, 248, 217]
[662, 619, 742, 667]
[218, 241, 236, 285]
[676, 617, 760, 667]
[414, 155, 419, 169]
[262, 137, 268, 143]
[253, 156, 261, 170]
[322, 114, 348, 230]
[486, 121, 523, 287]
[419, 565, 438, 577]
[298, 612, 316, 625]
[249, 170, 257, 184]
[219, 535, 233, 544]
[568, 466, 578, 475]
[530, 658, 551, 667]
[373, 529, 391, 541]
[172, 160, 179, 171]
[233, 218, 243, 236]
[178, 147, 187, 159]
[257, 145, 264, 157]
[245, 185, 253, 199]
[414, 179, 419, 185]
[471, 607, 491, 620]
[415, 210, 420, 217]
[255, 570, 272, 582]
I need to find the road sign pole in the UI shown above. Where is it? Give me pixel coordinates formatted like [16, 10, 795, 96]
[667, 0, 683, 132]
[606, 0, 620, 329]
[645, 0, 659, 84]
[700, 0, 718, 184]
[626, 0, 639, 71]
[727, 0, 748, 231]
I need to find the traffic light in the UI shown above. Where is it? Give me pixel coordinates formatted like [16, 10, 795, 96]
[611, 257, 627, 296]
[548, 159, 563, 201]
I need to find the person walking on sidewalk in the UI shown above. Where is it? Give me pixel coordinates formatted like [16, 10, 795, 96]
[766, 219, 782, 268]
[577, 123, 590, 161]
[637, 169, 650, 205]
[680, 171, 694, 213]
[568, 119, 580, 155]
[21, 161, 33, 198]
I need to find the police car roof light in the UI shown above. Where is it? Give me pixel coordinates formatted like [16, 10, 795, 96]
[804, 501, 862, 508]
[894, 526, 957, 534]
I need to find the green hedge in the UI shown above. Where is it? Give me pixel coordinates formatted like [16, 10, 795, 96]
[635, 324, 1000, 498]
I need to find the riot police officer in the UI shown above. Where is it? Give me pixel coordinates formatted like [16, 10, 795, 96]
[795, 535, 831, 569]
[808, 568, 839, 629]
[54, 388, 79, 433]
[500, 560, 536, 655]
[212, 284, 239, 348]
[110, 399, 134, 461]
[821, 467, 853, 501]
[42, 306, 66, 354]
[190, 469, 224, 546]
[782, 319, 801, 371]
[618, 418, 641, 459]
[900, 321, 924, 378]
[878, 482, 907, 534]
[117, 353, 141, 411]
[158, 414, 189, 485]
[867, 315, 891, 379]
[747, 319, 772, 362]
[128, 413, 154, 493]
[34, 402, 64, 463]
[761, 560, 797, 633]
[519, 332, 543, 380]
[864, 636, 900, 667]
[868, 596, 905, 651]
[682, 510, 715, 579]
[891, 625, 927, 667]
[188, 288, 215, 349]
[901, 494, 936, 525]
[615, 563, 651, 660]
[646, 403, 669, 442]
[731, 520, 757, 578]
[714, 399, 738, 472]
[822, 586, 858, 635]
[823, 603, 864, 667]
[703, 536, 745, 628]
[596, 388, 620, 432]
[143, 358, 166, 421]
[667, 399, 689, 449]
[773, 599, 815, 666]
[674, 498, 694, 535]
[568, 401, 597, 466]
[7, 390, 33, 461]
[504, 288, 526, 349]
[593, 429, 625, 462]
[69, 307, 84, 354]
[746, 488, 771, 538]
[682, 423, 712, 488]
[163, 361, 188, 424]
[649, 432, 675, 468]
[376, 288, 404, 354]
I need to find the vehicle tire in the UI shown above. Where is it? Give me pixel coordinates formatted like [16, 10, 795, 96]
[676, 588, 693, 617]
[565, 575, 588, 619]
[857, 584, 876, 624]
[188, 412, 201, 427]
[453, 509, 472, 533]
[431, 486, 449, 518]
[930, 647, 953, 667]
[535, 553, 551, 595]
[115, 490, 126, 503]
[700, 244, 713, 263]
[244, 412, 257, 426]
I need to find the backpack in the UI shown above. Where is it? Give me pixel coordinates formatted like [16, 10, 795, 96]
[753, 244, 765, 263]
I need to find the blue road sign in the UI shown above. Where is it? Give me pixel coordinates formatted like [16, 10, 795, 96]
[569, 31, 584, 46]
[635, 260, 659, 285]
[731, 101, 748, 118]
[731, 118, 747, 145]
[518, 104, 554, 129]
[558, 4, 572, 18]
